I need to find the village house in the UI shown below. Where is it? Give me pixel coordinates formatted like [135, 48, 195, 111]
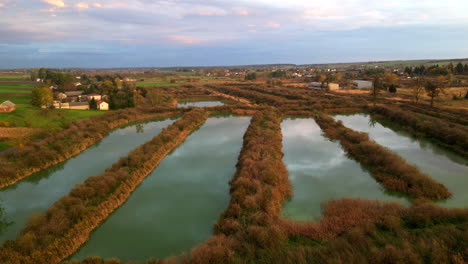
[352, 80, 373, 89]
[308, 82, 340, 91]
[69, 102, 89, 110]
[0, 100, 16, 113]
[328, 83, 340, 91]
[53, 101, 70, 109]
[57, 92, 67, 101]
[87, 93, 102, 101]
[97, 100, 109, 111]
[308, 82, 323, 89]
[64, 91, 84, 102]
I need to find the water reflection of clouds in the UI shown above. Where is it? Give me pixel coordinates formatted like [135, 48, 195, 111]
[282, 118, 322, 139]
[286, 152, 346, 173]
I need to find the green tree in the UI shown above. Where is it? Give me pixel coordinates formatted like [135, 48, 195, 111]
[455, 63, 464, 74]
[371, 76, 384, 106]
[447, 62, 454, 73]
[245, 72, 257, 81]
[31, 86, 53, 108]
[89, 98, 97, 110]
[425, 76, 446, 107]
[38, 68, 47, 79]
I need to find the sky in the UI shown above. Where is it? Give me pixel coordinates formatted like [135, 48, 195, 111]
[0, 0, 467, 68]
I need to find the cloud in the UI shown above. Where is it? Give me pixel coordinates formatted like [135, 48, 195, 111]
[168, 35, 208, 45]
[76, 2, 89, 9]
[0, 3, 4, 8]
[42, 0, 65, 7]
[92, 3, 102, 8]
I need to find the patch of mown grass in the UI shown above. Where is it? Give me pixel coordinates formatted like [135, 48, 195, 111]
[137, 82, 178, 86]
[0, 141, 11, 152]
[0, 97, 31, 105]
[0, 89, 32, 94]
[0, 104, 105, 129]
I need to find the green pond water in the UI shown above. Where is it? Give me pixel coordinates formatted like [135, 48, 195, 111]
[334, 113, 468, 208]
[177, 101, 224, 107]
[70, 116, 250, 262]
[0, 118, 177, 244]
[281, 118, 409, 221]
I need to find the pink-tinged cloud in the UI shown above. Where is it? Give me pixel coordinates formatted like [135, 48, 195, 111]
[92, 3, 102, 8]
[42, 0, 65, 7]
[76, 2, 89, 8]
[235, 10, 249, 16]
[0, 3, 4, 7]
[168, 35, 208, 45]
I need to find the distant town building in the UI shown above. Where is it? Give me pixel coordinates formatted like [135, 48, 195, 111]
[53, 101, 70, 109]
[352, 80, 373, 89]
[328, 83, 340, 91]
[87, 94, 102, 101]
[0, 100, 16, 113]
[308, 82, 323, 89]
[97, 101, 109, 111]
[65, 91, 84, 97]
[57, 92, 67, 101]
[69, 102, 90, 110]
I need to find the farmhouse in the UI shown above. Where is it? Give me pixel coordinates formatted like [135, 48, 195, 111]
[97, 101, 109, 111]
[0, 100, 16, 113]
[308, 82, 323, 89]
[65, 91, 84, 97]
[69, 102, 89, 110]
[88, 94, 102, 101]
[328, 83, 340, 91]
[57, 92, 67, 100]
[309, 82, 340, 91]
[352, 80, 373, 89]
[53, 101, 70, 109]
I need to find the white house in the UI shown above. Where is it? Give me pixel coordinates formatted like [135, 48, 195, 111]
[97, 101, 109, 111]
[352, 80, 373, 89]
[57, 92, 67, 101]
[328, 83, 340, 91]
[69, 102, 89, 110]
[87, 94, 102, 101]
[308, 82, 323, 89]
[53, 101, 70, 109]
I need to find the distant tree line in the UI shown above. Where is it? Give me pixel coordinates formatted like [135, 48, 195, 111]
[404, 62, 468, 76]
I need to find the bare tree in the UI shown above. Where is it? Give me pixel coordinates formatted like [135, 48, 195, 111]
[411, 77, 425, 103]
[371, 76, 384, 106]
[425, 76, 446, 107]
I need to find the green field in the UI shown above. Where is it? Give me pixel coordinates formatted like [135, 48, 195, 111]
[0, 104, 105, 129]
[137, 82, 178, 86]
[0, 89, 33, 94]
[0, 97, 31, 104]
[0, 77, 26, 81]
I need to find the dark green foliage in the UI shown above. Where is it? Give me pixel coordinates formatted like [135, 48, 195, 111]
[245, 72, 257, 80]
[89, 98, 97, 110]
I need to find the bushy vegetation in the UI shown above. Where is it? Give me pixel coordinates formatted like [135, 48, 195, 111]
[314, 113, 451, 200]
[370, 105, 468, 158]
[0, 107, 182, 188]
[0, 109, 208, 264]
